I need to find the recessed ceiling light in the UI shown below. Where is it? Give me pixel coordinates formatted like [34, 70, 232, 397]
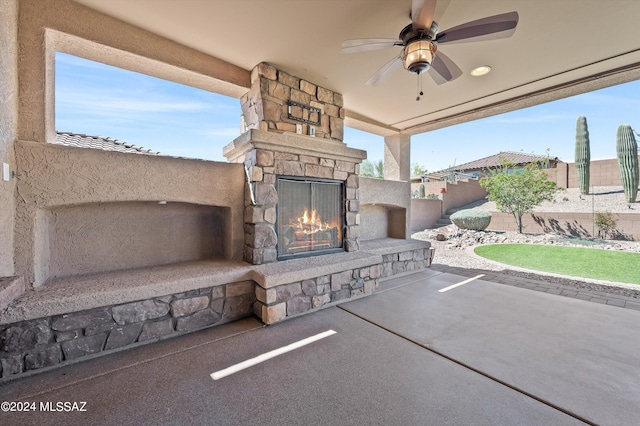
[471, 65, 492, 77]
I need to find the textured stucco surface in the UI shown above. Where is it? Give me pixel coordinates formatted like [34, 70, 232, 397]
[383, 133, 411, 182]
[0, 0, 18, 277]
[360, 205, 390, 240]
[45, 202, 228, 280]
[0, 260, 254, 324]
[14, 141, 245, 286]
[410, 199, 443, 232]
[360, 177, 411, 239]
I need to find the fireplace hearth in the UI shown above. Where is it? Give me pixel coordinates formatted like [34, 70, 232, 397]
[277, 177, 344, 260]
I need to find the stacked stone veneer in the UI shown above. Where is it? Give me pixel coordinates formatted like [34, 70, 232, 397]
[255, 246, 431, 324]
[0, 281, 255, 379]
[224, 130, 367, 265]
[241, 62, 344, 141]
[256, 265, 379, 325]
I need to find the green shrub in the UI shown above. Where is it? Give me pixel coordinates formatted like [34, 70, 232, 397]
[593, 211, 617, 239]
[450, 209, 492, 230]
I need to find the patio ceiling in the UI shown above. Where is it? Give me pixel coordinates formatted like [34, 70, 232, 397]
[73, 0, 640, 136]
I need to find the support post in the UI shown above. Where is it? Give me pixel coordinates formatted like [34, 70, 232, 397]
[383, 133, 411, 181]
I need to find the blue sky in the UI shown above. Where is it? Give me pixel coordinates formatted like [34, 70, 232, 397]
[55, 52, 639, 172]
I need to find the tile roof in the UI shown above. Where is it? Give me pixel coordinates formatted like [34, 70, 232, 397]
[417, 151, 561, 182]
[55, 132, 160, 155]
[439, 151, 558, 173]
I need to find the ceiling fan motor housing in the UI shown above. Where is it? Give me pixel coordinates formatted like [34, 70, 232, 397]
[403, 39, 437, 74]
[400, 23, 438, 74]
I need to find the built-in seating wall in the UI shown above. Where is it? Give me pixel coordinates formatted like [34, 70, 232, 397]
[15, 141, 246, 287]
[39, 202, 229, 281]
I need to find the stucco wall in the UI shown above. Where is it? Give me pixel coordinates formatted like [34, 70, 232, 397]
[412, 179, 487, 210]
[441, 179, 487, 215]
[412, 179, 487, 214]
[410, 199, 443, 232]
[408, 179, 487, 231]
[545, 157, 640, 189]
[0, 0, 18, 277]
[14, 141, 245, 286]
[359, 177, 410, 239]
[45, 202, 228, 280]
[487, 211, 640, 241]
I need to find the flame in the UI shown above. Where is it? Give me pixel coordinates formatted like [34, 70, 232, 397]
[290, 208, 333, 234]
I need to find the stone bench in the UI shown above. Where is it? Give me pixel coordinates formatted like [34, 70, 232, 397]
[0, 260, 257, 379]
[0, 260, 254, 325]
[0, 238, 431, 380]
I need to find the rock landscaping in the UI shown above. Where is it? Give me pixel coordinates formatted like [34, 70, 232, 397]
[412, 226, 640, 299]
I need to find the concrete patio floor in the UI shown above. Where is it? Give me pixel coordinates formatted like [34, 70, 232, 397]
[1, 269, 639, 425]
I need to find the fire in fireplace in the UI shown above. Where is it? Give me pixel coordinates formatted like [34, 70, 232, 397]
[276, 177, 344, 259]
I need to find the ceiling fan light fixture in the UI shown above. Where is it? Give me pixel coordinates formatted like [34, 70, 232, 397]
[470, 65, 492, 77]
[403, 39, 437, 74]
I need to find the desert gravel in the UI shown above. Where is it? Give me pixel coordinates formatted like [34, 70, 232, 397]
[411, 186, 640, 298]
[460, 186, 640, 214]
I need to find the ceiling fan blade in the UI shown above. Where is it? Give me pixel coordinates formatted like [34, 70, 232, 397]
[428, 51, 462, 85]
[436, 11, 519, 44]
[366, 55, 403, 86]
[412, 0, 437, 31]
[340, 38, 402, 54]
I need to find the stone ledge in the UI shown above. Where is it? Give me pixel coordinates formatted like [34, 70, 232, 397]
[251, 251, 381, 288]
[224, 129, 366, 164]
[251, 239, 431, 288]
[0, 260, 253, 325]
[360, 238, 431, 255]
[0, 277, 25, 311]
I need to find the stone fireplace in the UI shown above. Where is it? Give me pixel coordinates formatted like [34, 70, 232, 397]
[224, 129, 365, 265]
[224, 62, 366, 265]
[220, 63, 431, 326]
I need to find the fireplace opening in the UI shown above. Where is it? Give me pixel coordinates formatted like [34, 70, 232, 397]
[276, 176, 344, 260]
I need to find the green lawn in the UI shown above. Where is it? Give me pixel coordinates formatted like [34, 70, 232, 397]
[474, 244, 640, 284]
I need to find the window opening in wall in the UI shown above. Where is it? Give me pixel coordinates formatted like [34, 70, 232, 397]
[54, 52, 242, 161]
[345, 127, 385, 178]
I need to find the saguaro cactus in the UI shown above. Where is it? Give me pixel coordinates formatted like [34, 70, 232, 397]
[575, 116, 590, 195]
[616, 124, 639, 203]
[419, 183, 426, 198]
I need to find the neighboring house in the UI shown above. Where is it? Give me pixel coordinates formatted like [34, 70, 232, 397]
[414, 151, 561, 183]
[55, 131, 160, 155]
[410, 151, 562, 217]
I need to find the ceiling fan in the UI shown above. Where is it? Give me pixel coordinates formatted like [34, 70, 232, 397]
[340, 0, 519, 95]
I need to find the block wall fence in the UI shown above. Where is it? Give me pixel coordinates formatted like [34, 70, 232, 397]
[545, 157, 640, 188]
[411, 158, 640, 238]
